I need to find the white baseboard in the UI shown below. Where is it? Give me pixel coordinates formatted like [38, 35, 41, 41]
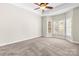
[43, 36, 79, 44]
[66, 38, 79, 44]
[0, 36, 41, 47]
[0, 36, 79, 47]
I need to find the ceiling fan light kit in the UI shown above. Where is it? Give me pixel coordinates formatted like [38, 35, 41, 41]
[34, 3, 53, 10]
[40, 6, 46, 10]
[34, 3, 53, 14]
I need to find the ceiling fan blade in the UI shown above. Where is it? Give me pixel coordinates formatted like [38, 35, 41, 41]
[46, 3, 49, 5]
[34, 7, 40, 10]
[34, 3, 39, 6]
[46, 6, 53, 9]
[39, 3, 48, 6]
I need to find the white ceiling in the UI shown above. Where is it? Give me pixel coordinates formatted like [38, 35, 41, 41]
[12, 3, 79, 16]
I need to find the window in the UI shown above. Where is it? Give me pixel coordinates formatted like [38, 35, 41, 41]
[53, 20, 65, 36]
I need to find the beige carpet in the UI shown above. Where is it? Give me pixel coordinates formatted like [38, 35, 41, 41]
[0, 37, 78, 56]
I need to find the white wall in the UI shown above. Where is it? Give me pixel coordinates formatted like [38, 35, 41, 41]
[66, 10, 73, 39]
[72, 7, 79, 42]
[42, 16, 52, 37]
[0, 4, 41, 46]
[42, 16, 47, 37]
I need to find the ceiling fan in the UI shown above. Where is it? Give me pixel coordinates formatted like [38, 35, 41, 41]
[34, 3, 53, 13]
